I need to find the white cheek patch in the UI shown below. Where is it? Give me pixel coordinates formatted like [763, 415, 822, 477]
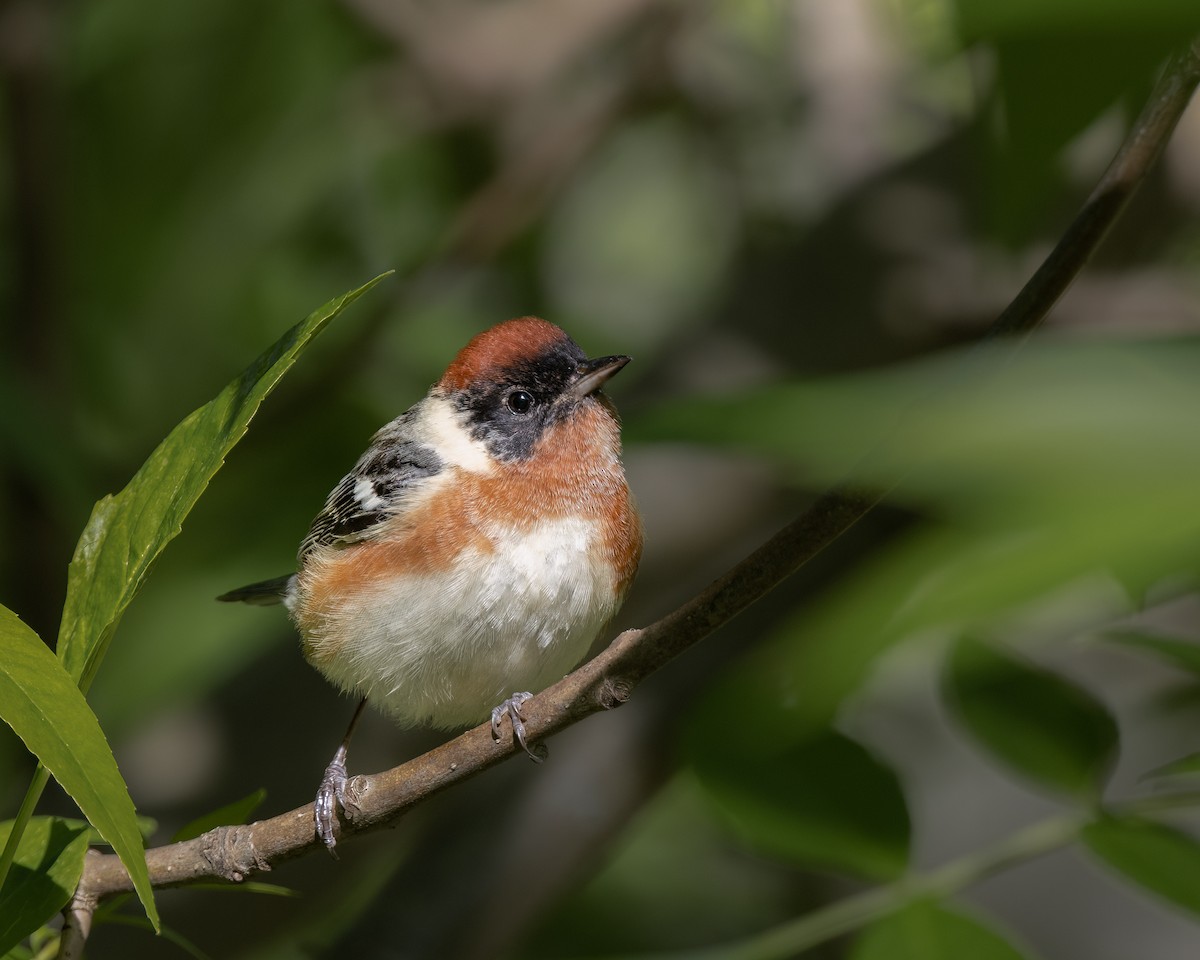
[415, 394, 494, 474]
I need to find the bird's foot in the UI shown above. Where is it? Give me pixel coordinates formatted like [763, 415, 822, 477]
[491, 691, 545, 762]
[314, 745, 358, 856]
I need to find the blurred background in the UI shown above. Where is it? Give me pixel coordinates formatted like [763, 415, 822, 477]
[3, 0, 1200, 957]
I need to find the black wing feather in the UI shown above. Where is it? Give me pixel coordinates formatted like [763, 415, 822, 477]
[298, 413, 443, 562]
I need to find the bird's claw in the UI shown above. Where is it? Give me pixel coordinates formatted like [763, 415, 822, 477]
[315, 746, 355, 856]
[491, 692, 544, 762]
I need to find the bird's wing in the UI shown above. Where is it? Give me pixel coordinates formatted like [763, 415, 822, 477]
[298, 412, 444, 562]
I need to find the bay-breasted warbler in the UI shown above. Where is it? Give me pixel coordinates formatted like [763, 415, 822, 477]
[221, 317, 642, 851]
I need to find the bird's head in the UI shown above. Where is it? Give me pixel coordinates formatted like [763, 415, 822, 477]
[436, 317, 631, 466]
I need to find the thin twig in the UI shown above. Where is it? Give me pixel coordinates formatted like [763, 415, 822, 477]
[991, 42, 1200, 337]
[70, 486, 884, 901]
[606, 814, 1088, 960]
[598, 790, 1200, 960]
[66, 32, 1200, 932]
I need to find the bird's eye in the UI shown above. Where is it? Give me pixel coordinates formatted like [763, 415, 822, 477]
[506, 390, 534, 415]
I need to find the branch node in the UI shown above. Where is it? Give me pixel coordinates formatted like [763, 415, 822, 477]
[596, 676, 633, 710]
[201, 825, 269, 882]
[344, 775, 370, 817]
[611, 627, 643, 650]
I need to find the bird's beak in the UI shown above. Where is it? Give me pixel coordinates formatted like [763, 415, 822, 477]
[570, 355, 631, 399]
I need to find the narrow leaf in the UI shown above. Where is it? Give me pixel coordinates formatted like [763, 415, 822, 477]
[0, 609, 155, 928]
[172, 789, 267, 843]
[0, 817, 91, 955]
[190, 881, 299, 898]
[1104, 631, 1200, 677]
[56, 273, 391, 688]
[1083, 815, 1200, 918]
[944, 636, 1118, 800]
[851, 899, 1033, 960]
[686, 725, 910, 880]
[93, 913, 213, 960]
[1142, 753, 1200, 782]
[42, 276, 388, 928]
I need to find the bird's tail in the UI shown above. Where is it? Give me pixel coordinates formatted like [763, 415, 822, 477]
[217, 574, 295, 606]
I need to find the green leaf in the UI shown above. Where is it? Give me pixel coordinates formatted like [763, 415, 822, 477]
[16, 275, 387, 929]
[172, 789, 268, 843]
[1142, 753, 1200, 783]
[0, 815, 154, 851]
[851, 900, 1032, 960]
[93, 912, 213, 960]
[944, 636, 1118, 800]
[56, 273, 391, 689]
[191, 881, 299, 898]
[1104, 631, 1200, 677]
[0, 609, 155, 929]
[1083, 815, 1200, 918]
[72, 818, 159, 851]
[686, 725, 910, 881]
[0, 817, 91, 955]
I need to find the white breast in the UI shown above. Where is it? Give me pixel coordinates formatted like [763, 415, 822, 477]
[310, 515, 619, 729]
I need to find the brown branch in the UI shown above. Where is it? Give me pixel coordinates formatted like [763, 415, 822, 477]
[57, 871, 96, 960]
[64, 33, 1200, 936]
[72, 485, 883, 901]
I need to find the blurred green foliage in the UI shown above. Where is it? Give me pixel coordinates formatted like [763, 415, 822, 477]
[851, 900, 1030, 960]
[1083, 816, 1200, 918]
[686, 726, 911, 882]
[2, 0, 1200, 958]
[944, 636, 1118, 800]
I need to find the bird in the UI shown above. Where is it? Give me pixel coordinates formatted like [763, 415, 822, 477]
[219, 316, 642, 852]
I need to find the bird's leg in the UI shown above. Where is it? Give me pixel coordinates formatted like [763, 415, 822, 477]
[491, 691, 544, 762]
[315, 697, 368, 856]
